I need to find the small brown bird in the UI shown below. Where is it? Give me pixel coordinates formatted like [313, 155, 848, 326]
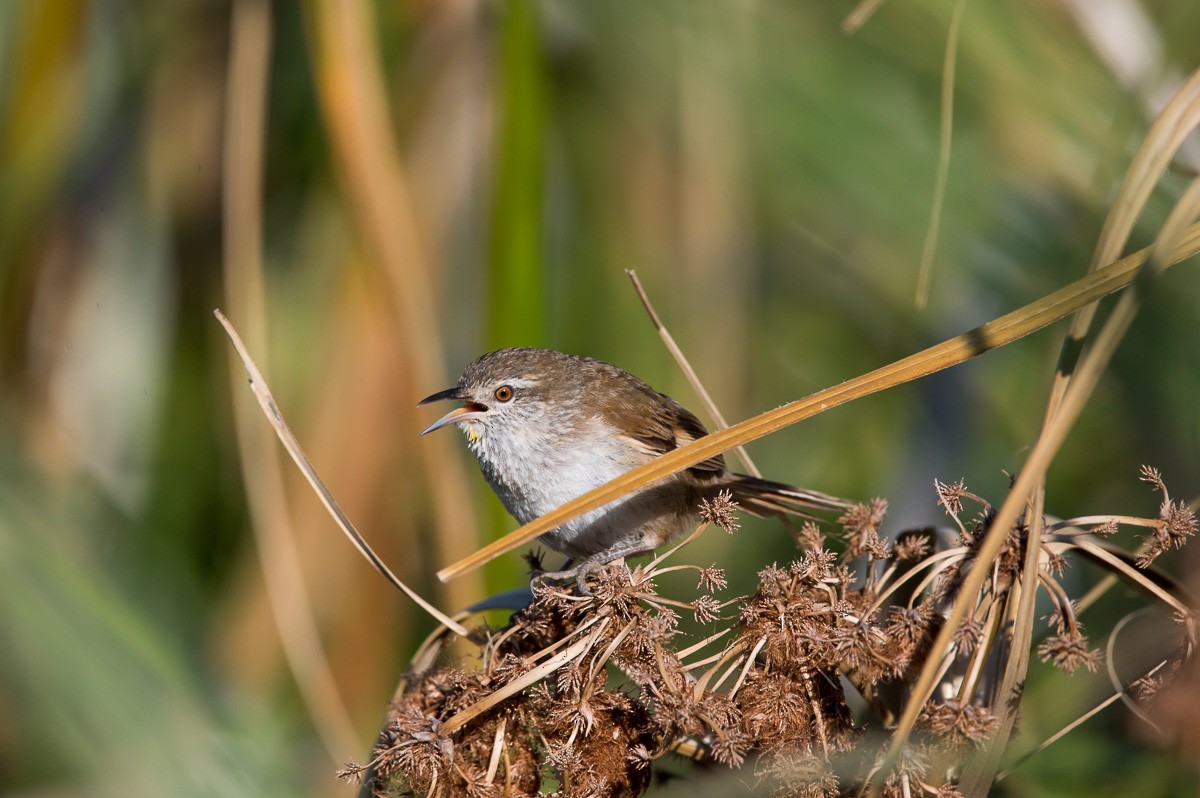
[420, 348, 850, 580]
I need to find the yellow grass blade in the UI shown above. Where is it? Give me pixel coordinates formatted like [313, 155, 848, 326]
[438, 223, 1200, 583]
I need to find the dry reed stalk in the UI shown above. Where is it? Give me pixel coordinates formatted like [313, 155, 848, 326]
[219, 0, 359, 761]
[216, 310, 468, 638]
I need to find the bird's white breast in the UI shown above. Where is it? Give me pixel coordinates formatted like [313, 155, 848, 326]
[464, 415, 651, 557]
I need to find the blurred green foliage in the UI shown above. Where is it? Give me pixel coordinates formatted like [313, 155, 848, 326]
[1, 1, 1198, 795]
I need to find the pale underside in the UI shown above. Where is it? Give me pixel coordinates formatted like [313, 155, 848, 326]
[463, 413, 700, 560]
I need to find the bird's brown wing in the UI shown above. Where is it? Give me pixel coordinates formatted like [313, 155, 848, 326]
[604, 385, 727, 476]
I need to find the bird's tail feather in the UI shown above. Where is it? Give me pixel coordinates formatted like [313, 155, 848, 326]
[723, 474, 854, 520]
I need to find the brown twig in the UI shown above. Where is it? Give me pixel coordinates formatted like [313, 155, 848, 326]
[215, 309, 469, 637]
[626, 269, 762, 477]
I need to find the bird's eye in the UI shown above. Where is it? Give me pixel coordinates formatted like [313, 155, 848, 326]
[494, 385, 515, 402]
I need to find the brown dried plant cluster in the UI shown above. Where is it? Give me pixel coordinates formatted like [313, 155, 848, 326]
[342, 471, 1197, 798]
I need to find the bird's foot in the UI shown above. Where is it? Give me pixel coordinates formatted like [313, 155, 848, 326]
[531, 561, 600, 596]
[531, 542, 657, 596]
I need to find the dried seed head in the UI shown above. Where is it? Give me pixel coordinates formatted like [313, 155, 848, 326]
[698, 565, 728, 592]
[1140, 465, 1166, 495]
[893, 530, 933, 562]
[1043, 550, 1067, 577]
[919, 700, 999, 748]
[692, 594, 723, 624]
[1160, 500, 1198, 549]
[935, 478, 969, 516]
[335, 762, 366, 785]
[700, 489, 741, 533]
[840, 498, 890, 560]
[799, 520, 827, 552]
[1037, 630, 1102, 674]
[952, 616, 985, 655]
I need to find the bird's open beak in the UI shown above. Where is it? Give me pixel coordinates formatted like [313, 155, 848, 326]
[418, 387, 487, 435]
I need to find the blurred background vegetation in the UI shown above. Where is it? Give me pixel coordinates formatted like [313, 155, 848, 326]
[1, 1, 1198, 795]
